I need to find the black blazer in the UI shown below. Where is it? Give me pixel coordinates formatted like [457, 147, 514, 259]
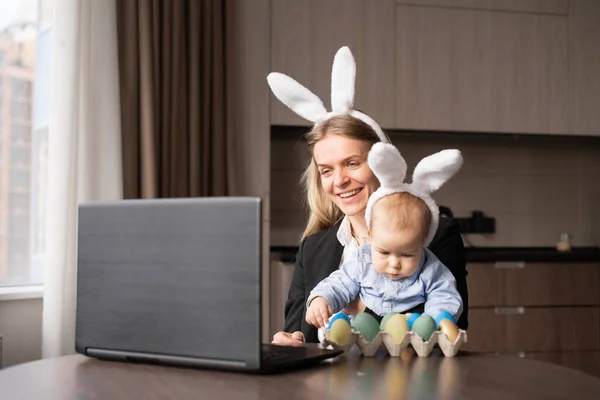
[283, 217, 468, 343]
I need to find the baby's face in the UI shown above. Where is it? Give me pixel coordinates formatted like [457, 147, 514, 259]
[370, 225, 424, 280]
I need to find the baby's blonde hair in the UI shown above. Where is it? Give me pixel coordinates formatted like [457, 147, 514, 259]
[301, 114, 384, 240]
[370, 193, 431, 241]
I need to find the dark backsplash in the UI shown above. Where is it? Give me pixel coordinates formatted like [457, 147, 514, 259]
[271, 127, 600, 248]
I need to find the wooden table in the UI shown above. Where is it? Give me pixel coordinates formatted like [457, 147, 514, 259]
[2, 348, 600, 399]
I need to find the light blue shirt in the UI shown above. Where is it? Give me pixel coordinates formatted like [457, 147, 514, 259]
[307, 244, 463, 321]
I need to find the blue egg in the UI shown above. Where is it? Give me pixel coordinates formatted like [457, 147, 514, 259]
[327, 312, 351, 330]
[435, 311, 456, 327]
[406, 312, 421, 329]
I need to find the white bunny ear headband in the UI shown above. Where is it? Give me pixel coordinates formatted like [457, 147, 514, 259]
[267, 46, 389, 143]
[365, 143, 463, 247]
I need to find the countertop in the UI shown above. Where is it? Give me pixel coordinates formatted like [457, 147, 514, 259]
[271, 246, 600, 263]
[4, 353, 600, 399]
[464, 246, 600, 262]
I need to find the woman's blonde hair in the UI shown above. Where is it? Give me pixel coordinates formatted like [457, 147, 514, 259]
[300, 114, 387, 239]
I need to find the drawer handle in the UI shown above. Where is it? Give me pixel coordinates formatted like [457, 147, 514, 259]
[494, 306, 525, 315]
[494, 261, 525, 269]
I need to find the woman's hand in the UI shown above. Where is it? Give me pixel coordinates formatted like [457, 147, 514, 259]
[342, 295, 366, 316]
[272, 331, 305, 345]
[306, 297, 333, 328]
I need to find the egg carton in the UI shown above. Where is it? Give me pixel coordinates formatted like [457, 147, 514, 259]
[321, 328, 467, 357]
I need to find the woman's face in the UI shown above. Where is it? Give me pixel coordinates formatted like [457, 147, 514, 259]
[312, 133, 379, 218]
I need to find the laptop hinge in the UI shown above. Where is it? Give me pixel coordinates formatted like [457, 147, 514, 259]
[87, 348, 248, 369]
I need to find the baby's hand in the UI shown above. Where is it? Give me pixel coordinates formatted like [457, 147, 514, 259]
[306, 297, 333, 328]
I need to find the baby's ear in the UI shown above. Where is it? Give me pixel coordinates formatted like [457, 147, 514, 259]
[267, 72, 328, 122]
[367, 142, 407, 189]
[412, 150, 463, 194]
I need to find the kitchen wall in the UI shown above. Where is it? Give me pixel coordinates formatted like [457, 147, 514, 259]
[271, 127, 600, 248]
[0, 298, 42, 368]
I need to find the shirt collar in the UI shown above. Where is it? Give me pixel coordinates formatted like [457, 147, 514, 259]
[336, 216, 353, 247]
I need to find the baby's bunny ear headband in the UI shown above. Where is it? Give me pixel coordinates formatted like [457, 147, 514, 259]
[365, 143, 463, 247]
[267, 46, 389, 143]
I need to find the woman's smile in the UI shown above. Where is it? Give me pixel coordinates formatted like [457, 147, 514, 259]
[338, 187, 363, 199]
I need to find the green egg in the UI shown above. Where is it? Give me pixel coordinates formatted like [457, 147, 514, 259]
[329, 318, 352, 344]
[353, 312, 380, 342]
[380, 312, 397, 329]
[411, 315, 436, 341]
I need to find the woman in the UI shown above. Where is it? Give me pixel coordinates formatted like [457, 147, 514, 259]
[267, 46, 467, 345]
[272, 115, 468, 345]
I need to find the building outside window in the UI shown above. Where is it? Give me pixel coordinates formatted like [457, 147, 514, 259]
[0, 0, 52, 287]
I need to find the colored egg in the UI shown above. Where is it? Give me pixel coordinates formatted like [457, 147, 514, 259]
[327, 311, 351, 330]
[380, 312, 397, 329]
[353, 312, 380, 342]
[406, 312, 421, 329]
[438, 319, 459, 343]
[329, 318, 352, 344]
[411, 315, 436, 341]
[383, 313, 409, 343]
[435, 311, 456, 327]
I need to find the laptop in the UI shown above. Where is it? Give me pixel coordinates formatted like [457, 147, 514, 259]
[75, 197, 342, 373]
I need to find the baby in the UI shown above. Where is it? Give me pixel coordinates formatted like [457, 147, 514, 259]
[306, 143, 463, 328]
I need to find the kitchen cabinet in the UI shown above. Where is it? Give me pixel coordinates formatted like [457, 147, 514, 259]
[395, 0, 568, 15]
[269, 260, 294, 335]
[270, 0, 396, 128]
[467, 261, 600, 307]
[268, 0, 600, 137]
[467, 307, 600, 353]
[568, 0, 600, 136]
[395, 4, 568, 134]
[465, 261, 600, 375]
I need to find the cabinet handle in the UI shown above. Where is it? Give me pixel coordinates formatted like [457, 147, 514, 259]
[494, 261, 525, 269]
[494, 306, 525, 315]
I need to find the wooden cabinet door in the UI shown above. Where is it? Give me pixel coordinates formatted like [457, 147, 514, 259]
[395, 0, 568, 15]
[465, 307, 600, 353]
[467, 262, 600, 307]
[568, 0, 600, 136]
[395, 4, 568, 134]
[270, 0, 396, 128]
[269, 261, 294, 335]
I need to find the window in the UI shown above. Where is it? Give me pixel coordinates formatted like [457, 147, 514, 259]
[10, 124, 30, 145]
[11, 98, 32, 121]
[10, 169, 31, 191]
[9, 145, 31, 166]
[10, 77, 32, 100]
[0, 0, 53, 287]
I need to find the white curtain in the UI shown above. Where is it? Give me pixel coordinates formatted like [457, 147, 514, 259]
[42, 0, 123, 358]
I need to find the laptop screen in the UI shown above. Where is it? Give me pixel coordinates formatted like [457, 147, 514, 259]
[75, 197, 262, 365]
